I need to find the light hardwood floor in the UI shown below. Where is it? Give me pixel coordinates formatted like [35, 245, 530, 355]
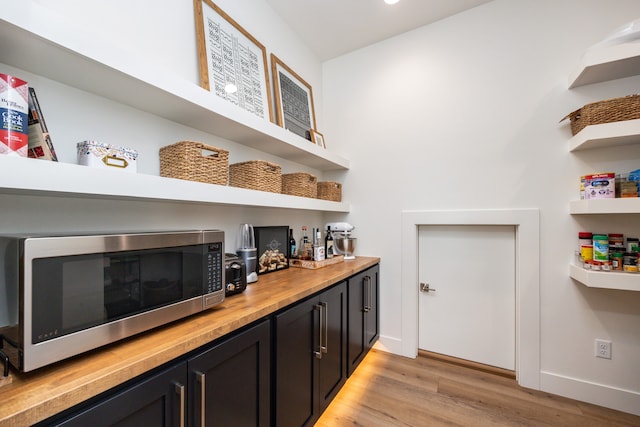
[316, 349, 640, 426]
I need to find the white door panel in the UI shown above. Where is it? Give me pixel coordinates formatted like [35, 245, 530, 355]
[418, 225, 515, 370]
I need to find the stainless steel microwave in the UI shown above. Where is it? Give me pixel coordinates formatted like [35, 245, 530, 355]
[0, 230, 225, 372]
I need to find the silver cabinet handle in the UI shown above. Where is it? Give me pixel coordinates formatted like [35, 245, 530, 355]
[196, 371, 206, 427]
[368, 276, 373, 312]
[173, 382, 185, 427]
[320, 302, 328, 354]
[314, 304, 323, 359]
[364, 276, 371, 312]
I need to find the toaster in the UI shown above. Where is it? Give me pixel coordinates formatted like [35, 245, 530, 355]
[225, 253, 247, 296]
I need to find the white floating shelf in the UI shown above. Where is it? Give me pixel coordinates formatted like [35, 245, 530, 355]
[0, 156, 350, 212]
[568, 119, 640, 151]
[570, 264, 640, 291]
[569, 42, 640, 88]
[0, 6, 349, 171]
[570, 198, 640, 214]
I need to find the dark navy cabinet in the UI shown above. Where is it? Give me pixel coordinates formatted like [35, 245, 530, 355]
[273, 281, 347, 427]
[347, 264, 380, 376]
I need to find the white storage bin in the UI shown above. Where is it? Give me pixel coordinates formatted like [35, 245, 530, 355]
[77, 140, 138, 173]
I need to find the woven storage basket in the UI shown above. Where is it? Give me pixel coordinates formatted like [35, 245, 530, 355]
[562, 94, 640, 135]
[317, 181, 342, 202]
[282, 172, 318, 198]
[229, 160, 282, 193]
[159, 141, 228, 185]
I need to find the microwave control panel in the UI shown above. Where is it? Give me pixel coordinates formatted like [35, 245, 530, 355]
[204, 242, 224, 308]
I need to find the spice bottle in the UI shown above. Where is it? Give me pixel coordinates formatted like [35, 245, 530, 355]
[623, 252, 639, 273]
[611, 250, 624, 271]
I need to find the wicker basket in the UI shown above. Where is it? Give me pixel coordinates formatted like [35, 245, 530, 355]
[317, 181, 342, 202]
[159, 141, 228, 185]
[562, 94, 640, 135]
[229, 160, 282, 193]
[282, 173, 317, 198]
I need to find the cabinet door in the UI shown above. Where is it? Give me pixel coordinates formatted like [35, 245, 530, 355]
[42, 363, 187, 427]
[364, 265, 380, 348]
[274, 296, 319, 427]
[317, 281, 347, 412]
[188, 319, 270, 427]
[347, 265, 380, 376]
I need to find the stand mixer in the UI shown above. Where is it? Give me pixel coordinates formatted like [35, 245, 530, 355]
[326, 222, 356, 259]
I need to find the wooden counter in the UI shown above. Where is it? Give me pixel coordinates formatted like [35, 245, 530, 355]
[0, 256, 380, 427]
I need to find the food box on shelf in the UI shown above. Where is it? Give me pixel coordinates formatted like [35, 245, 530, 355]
[584, 172, 615, 199]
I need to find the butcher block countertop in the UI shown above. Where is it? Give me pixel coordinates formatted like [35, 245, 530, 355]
[0, 256, 380, 427]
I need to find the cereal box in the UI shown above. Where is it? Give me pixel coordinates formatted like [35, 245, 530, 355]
[0, 74, 29, 156]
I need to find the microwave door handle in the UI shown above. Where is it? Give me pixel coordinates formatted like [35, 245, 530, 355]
[196, 371, 206, 427]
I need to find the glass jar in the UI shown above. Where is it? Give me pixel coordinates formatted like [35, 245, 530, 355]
[623, 252, 638, 273]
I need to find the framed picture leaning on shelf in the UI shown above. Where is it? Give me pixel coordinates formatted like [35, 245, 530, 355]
[193, 0, 274, 122]
[310, 129, 326, 148]
[271, 54, 317, 140]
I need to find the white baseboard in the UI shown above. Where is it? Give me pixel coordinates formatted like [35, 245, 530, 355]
[375, 334, 406, 356]
[541, 371, 640, 416]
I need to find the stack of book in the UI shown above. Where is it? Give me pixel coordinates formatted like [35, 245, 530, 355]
[27, 87, 58, 161]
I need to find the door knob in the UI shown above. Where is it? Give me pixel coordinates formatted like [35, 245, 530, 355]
[420, 282, 436, 293]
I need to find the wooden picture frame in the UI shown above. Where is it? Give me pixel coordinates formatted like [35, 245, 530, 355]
[254, 226, 290, 274]
[271, 54, 317, 140]
[310, 129, 326, 148]
[193, 0, 273, 122]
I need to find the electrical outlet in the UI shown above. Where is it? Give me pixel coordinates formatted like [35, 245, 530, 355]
[595, 339, 612, 359]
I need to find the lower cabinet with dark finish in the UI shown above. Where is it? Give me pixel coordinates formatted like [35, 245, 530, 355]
[39, 319, 270, 427]
[37, 362, 187, 427]
[273, 281, 347, 427]
[188, 320, 271, 427]
[347, 264, 380, 376]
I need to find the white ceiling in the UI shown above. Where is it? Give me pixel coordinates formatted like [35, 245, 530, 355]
[265, 0, 493, 61]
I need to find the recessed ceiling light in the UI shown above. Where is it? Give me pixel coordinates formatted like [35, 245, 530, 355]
[385, 0, 400, 4]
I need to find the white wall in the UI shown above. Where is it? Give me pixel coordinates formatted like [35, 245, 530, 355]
[323, 0, 640, 415]
[8, 0, 640, 416]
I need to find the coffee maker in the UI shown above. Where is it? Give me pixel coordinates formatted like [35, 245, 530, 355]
[237, 224, 258, 283]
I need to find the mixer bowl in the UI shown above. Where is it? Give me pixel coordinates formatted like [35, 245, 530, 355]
[334, 237, 356, 259]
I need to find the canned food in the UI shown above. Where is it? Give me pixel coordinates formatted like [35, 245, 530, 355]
[592, 234, 608, 262]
